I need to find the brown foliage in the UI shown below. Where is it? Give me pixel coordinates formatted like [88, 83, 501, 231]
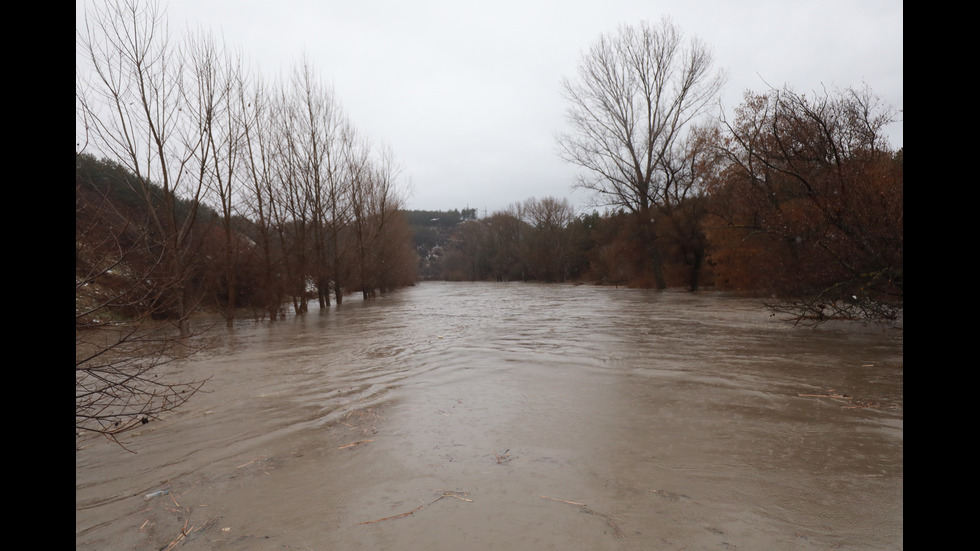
[706, 85, 902, 321]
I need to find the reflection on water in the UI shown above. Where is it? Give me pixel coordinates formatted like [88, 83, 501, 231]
[76, 281, 903, 551]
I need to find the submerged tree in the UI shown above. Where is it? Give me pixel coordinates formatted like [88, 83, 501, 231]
[557, 17, 727, 288]
[75, 0, 419, 448]
[76, 0, 217, 448]
[655, 125, 726, 290]
[193, 32, 252, 327]
[75, 154, 208, 448]
[238, 74, 288, 320]
[351, 143, 418, 297]
[521, 196, 576, 282]
[710, 84, 903, 324]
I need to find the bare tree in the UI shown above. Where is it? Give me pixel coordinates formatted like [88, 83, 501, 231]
[76, 155, 208, 449]
[76, 0, 227, 449]
[353, 143, 414, 296]
[485, 207, 529, 281]
[557, 18, 726, 288]
[239, 74, 287, 319]
[656, 125, 726, 290]
[192, 31, 251, 327]
[270, 76, 317, 314]
[522, 196, 576, 281]
[77, 0, 213, 336]
[285, 57, 345, 309]
[336, 121, 371, 301]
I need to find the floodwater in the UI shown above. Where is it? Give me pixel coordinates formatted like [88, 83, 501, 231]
[75, 281, 903, 551]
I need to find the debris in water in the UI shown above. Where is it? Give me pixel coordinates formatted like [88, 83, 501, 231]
[494, 449, 513, 464]
[339, 439, 375, 449]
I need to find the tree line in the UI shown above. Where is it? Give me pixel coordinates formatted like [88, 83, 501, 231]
[77, 5, 902, 332]
[75, 0, 417, 442]
[423, 84, 902, 325]
[76, 0, 418, 327]
[423, 18, 902, 325]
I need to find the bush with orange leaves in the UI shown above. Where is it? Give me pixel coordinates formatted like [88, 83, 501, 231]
[706, 85, 902, 324]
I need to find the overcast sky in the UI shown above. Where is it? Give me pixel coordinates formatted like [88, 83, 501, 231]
[77, 0, 903, 215]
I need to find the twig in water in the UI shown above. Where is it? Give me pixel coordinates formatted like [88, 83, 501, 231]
[494, 449, 512, 463]
[538, 495, 623, 538]
[539, 494, 585, 506]
[355, 489, 474, 526]
[433, 490, 473, 502]
[356, 502, 425, 525]
[339, 439, 375, 449]
[163, 519, 192, 551]
[236, 457, 264, 469]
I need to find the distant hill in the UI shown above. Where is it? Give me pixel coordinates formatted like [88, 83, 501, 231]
[403, 208, 476, 279]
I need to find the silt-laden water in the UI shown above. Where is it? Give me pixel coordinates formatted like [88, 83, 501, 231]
[76, 281, 903, 550]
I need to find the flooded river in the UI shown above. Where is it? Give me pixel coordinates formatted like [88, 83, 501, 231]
[75, 281, 903, 550]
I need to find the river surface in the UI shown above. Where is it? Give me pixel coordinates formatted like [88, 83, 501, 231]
[75, 281, 903, 550]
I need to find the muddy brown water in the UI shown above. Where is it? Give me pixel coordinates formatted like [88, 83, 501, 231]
[76, 281, 903, 550]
